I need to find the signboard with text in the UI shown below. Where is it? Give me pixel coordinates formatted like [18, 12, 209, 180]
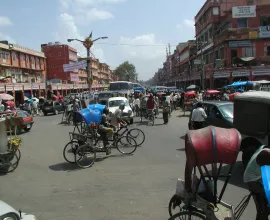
[232, 5, 256, 18]
[70, 73, 79, 82]
[229, 41, 252, 48]
[259, 26, 270, 38]
[213, 73, 230, 79]
[232, 71, 250, 77]
[252, 70, 270, 76]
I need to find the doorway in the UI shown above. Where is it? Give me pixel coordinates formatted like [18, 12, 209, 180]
[231, 50, 238, 64]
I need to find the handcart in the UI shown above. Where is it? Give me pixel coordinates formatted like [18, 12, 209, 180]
[0, 115, 22, 174]
[168, 126, 242, 219]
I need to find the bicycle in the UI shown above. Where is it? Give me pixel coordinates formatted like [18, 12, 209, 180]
[75, 128, 137, 169]
[147, 109, 155, 126]
[116, 124, 145, 146]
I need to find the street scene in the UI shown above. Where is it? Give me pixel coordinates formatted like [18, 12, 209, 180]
[1, 0, 270, 219]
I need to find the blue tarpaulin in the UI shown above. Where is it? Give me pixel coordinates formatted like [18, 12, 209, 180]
[134, 87, 145, 93]
[225, 81, 252, 88]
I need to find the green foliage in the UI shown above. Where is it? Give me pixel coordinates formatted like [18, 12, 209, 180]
[114, 61, 137, 81]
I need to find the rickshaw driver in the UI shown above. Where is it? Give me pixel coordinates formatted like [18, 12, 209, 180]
[99, 107, 114, 155]
[110, 103, 127, 130]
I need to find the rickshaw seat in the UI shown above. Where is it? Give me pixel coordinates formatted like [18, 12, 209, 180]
[186, 126, 241, 166]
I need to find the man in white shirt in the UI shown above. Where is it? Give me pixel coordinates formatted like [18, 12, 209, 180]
[191, 102, 207, 130]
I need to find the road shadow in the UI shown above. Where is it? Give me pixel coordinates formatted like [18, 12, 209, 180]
[180, 135, 186, 140]
[177, 114, 190, 118]
[49, 162, 81, 172]
[108, 153, 133, 158]
[219, 161, 248, 190]
[176, 148, 185, 151]
[153, 123, 165, 126]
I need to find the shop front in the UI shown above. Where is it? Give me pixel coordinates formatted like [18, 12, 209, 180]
[251, 70, 270, 81]
[14, 84, 23, 104]
[232, 71, 251, 82]
[213, 72, 230, 89]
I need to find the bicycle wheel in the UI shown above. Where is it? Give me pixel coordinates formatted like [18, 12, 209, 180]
[127, 128, 145, 146]
[116, 136, 137, 154]
[63, 141, 80, 163]
[16, 149, 21, 161]
[75, 144, 96, 168]
[169, 210, 206, 220]
[0, 152, 19, 173]
[169, 194, 184, 217]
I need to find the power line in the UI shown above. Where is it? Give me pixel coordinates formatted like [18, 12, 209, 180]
[94, 43, 179, 47]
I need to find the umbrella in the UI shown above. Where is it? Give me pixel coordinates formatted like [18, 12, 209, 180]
[0, 93, 14, 101]
[186, 85, 199, 90]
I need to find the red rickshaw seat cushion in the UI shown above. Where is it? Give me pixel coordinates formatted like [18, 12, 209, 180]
[185, 126, 241, 166]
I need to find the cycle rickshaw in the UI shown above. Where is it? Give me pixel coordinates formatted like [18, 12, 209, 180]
[169, 126, 270, 219]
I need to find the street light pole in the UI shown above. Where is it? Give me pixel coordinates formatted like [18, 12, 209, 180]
[67, 33, 108, 91]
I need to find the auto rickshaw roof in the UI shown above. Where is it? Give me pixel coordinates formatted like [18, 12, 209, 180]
[234, 91, 270, 104]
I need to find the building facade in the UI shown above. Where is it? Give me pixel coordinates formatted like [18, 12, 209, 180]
[155, 0, 270, 89]
[0, 41, 46, 103]
[41, 42, 79, 84]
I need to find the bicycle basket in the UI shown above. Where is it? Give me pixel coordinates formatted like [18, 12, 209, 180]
[243, 145, 266, 183]
[8, 137, 22, 150]
[70, 132, 87, 142]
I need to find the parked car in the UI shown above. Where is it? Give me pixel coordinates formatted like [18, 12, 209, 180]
[0, 110, 34, 134]
[107, 97, 134, 124]
[188, 101, 233, 130]
[234, 91, 270, 166]
[43, 100, 64, 116]
[0, 200, 37, 220]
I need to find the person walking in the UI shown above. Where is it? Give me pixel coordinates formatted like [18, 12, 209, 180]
[190, 102, 207, 130]
[163, 101, 170, 124]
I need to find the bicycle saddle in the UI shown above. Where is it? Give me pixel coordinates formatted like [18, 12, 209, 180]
[256, 149, 270, 166]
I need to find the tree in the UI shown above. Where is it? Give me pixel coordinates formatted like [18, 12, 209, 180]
[114, 61, 137, 81]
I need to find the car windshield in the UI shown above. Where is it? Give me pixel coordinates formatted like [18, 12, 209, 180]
[109, 100, 129, 107]
[44, 101, 53, 107]
[219, 104, 234, 118]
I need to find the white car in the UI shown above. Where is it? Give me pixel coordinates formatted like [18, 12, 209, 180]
[108, 97, 134, 124]
[0, 200, 37, 220]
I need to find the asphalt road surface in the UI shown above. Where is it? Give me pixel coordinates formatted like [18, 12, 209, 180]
[0, 110, 256, 220]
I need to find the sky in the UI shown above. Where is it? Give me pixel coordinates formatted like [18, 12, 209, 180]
[0, 0, 206, 80]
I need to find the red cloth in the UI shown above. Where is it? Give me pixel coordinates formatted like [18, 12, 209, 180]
[146, 98, 155, 109]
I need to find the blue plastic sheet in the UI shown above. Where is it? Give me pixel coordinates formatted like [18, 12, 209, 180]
[261, 165, 270, 206]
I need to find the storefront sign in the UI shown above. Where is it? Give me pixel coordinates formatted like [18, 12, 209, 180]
[5, 85, 13, 91]
[24, 85, 31, 90]
[213, 73, 230, 79]
[252, 70, 270, 76]
[32, 84, 40, 90]
[232, 5, 256, 18]
[249, 31, 258, 39]
[70, 73, 79, 82]
[14, 85, 23, 91]
[232, 71, 250, 77]
[259, 26, 270, 38]
[40, 84, 45, 90]
[229, 40, 252, 48]
[0, 85, 5, 92]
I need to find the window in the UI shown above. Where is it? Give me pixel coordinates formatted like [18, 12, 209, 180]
[267, 46, 270, 56]
[237, 18, 248, 28]
[243, 47, 253, 57]
[247, 0, 253, 5]
[12, 53, 16, 61]
[261, 16, 270, 26]
[213, 7, 219, 15]
[215, 50, 219, 59]
[220, 47, 225, 59]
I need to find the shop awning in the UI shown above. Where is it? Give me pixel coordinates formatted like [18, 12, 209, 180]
[233, 57, 255, 63]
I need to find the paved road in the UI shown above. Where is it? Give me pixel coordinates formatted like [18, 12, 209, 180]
[0, 110, 256, 219]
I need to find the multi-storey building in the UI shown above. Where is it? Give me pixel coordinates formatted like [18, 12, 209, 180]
[41, 42, 78, 83]
[0, 41, 46, 103]
[154, 0, 270, 89]
[192, 0, 270, 89]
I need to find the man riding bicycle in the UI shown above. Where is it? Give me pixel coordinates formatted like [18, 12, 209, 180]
[146, 93, 157, 118]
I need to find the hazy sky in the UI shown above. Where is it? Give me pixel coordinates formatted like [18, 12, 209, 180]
[0, 0, 205, 80]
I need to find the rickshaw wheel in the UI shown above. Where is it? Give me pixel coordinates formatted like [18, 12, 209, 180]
[168, 194, 183, 217]
[0, 152, 19, 173]
[169, 210, 206, 220]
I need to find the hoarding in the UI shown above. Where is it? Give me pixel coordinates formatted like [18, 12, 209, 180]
[232, 6, 256, 18]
